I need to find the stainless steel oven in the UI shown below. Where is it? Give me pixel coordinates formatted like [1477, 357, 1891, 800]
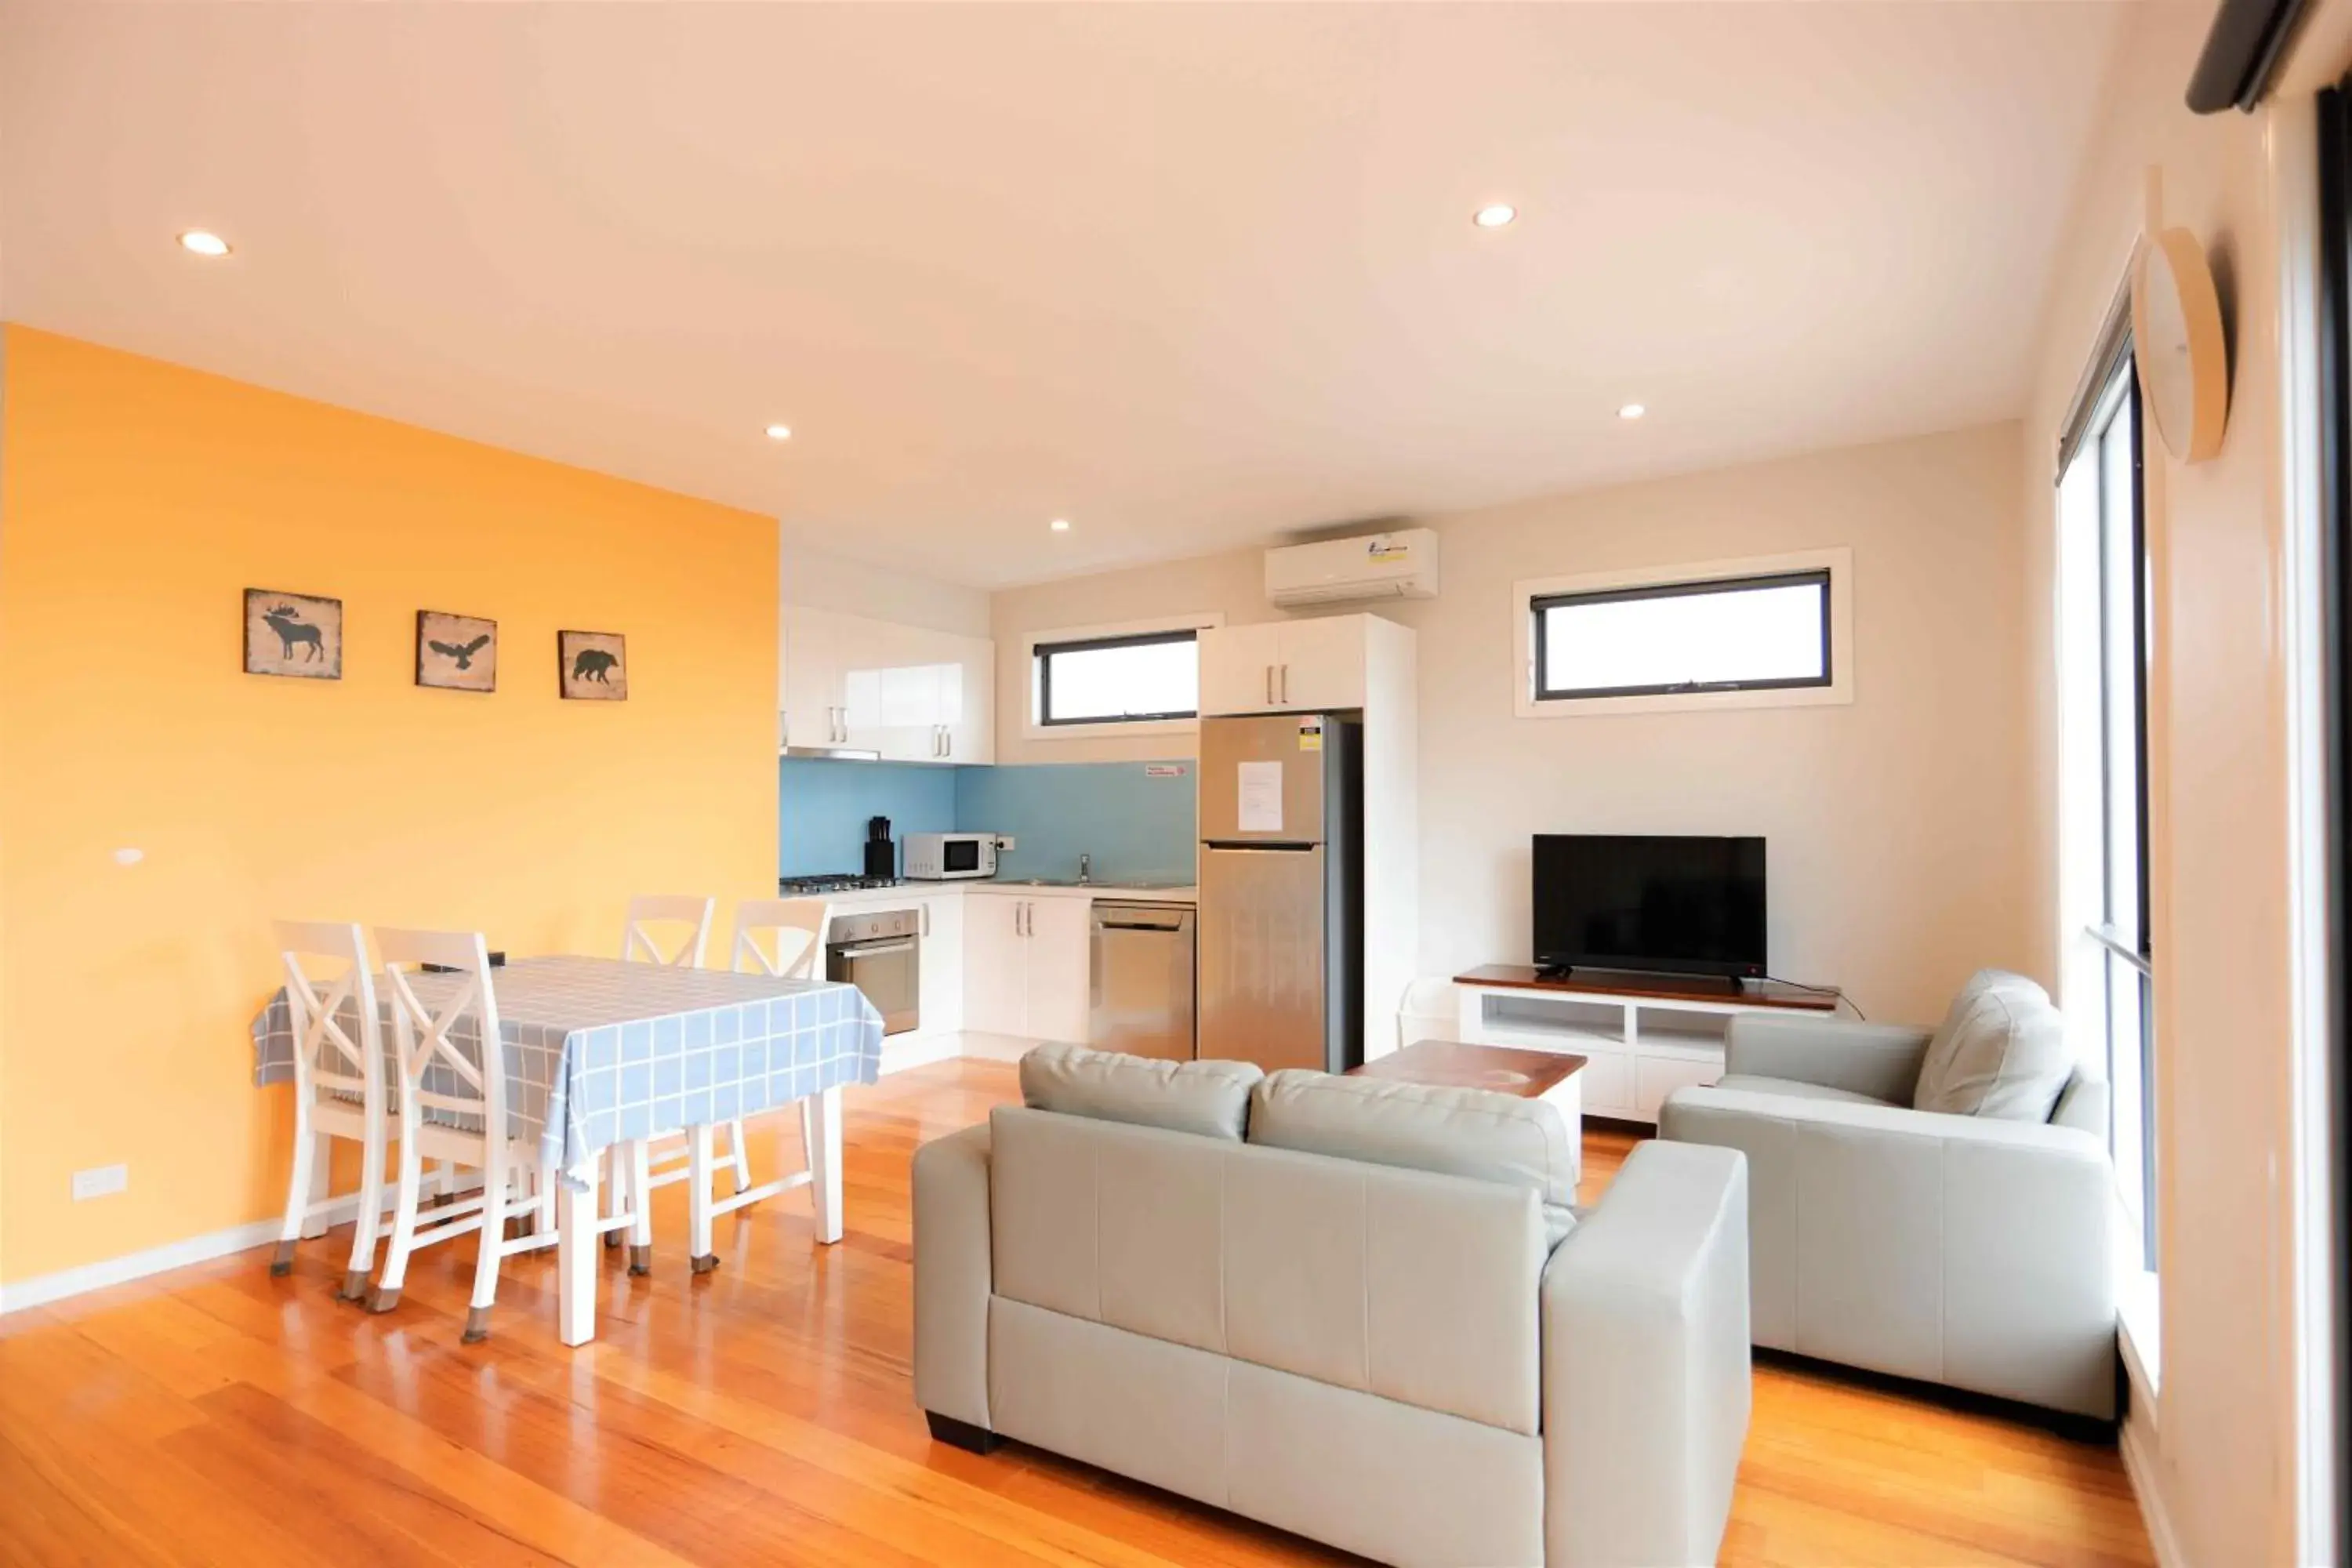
[826, 907, 920, 1036]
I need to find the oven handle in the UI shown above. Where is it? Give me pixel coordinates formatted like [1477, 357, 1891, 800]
[837, 939, 916, 958]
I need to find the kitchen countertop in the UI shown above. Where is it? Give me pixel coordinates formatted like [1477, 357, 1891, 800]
[793, 880, 1196, 909]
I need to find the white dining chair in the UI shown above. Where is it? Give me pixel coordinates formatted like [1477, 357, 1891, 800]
[368, 927, 553, 1342]
[663, 898, 840, 1265]
[612, 895, 747, 1269]
[268, 920, 397, 1303]
[622, 894, 716, 967]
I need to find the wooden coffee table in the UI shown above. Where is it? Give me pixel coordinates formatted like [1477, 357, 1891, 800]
[1351, 1040, 1587, 1181]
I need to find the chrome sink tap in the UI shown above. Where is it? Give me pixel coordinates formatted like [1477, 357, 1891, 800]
[1078, 853, 1092, 885]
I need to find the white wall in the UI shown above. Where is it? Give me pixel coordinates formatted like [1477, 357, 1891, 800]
[780, 532, 990, 636]
[994, 422, 2033, 1024]
[2020, 3, 2325, 1561]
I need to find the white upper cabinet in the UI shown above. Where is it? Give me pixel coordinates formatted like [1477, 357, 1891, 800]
[782, 608, 848, 747]
[1198, 622, 1285, 715]
[1272, 615, 1369, 710]
[781, 607, 993, 763]
[1199, 615, 1370, 714]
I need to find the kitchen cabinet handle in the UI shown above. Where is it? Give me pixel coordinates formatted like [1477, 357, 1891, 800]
[920, 902, 930, 938]
[1281, 664, 1291, 704]
[942, 726, 952, 758]
[1265, 665, 1275, 706]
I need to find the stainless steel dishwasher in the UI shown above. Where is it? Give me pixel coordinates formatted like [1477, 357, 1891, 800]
[1089, 901, 1196, 1061]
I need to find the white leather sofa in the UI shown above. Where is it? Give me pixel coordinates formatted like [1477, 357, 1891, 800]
[914, 1044, 1753, 1568]
[1658, 979, 2116, 1421]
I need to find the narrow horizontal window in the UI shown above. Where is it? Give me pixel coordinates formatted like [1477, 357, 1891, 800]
[1533, 569, 1832, 702]
[1034, 630, 1199, 725]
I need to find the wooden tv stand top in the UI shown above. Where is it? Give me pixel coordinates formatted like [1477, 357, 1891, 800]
[1453, 964, 1841, 1011]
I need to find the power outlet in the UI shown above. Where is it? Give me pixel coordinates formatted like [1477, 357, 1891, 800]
[996, 835, 1016, 852]
[71, 1163, 128, 1202]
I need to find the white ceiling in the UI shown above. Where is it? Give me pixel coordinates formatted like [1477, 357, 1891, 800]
[1, 2, 2128, 589]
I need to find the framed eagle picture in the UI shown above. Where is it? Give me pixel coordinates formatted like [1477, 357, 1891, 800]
[416, 611, 498, 692]
[558, 629, 626, 701]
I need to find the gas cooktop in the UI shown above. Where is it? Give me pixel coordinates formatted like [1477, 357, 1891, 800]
[779, 873, 906, 895]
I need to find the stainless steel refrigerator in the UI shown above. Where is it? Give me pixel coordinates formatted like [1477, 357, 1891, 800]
[1196, 711, 1363, 1073]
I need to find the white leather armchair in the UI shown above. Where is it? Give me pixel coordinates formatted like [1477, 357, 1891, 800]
[1659, 1012, 2117, 1420]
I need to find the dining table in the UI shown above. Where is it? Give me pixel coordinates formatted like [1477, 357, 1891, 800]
[251, 952, 885, 1345]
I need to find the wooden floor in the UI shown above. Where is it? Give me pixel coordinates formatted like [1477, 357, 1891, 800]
[0, 1058, 2154, 1567]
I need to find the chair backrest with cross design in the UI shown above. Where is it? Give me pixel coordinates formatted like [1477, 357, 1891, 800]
[274, 919, 384, 1117]
[730, 898, 833, 980]
[622, 895, 715, 967]
[376, 927, 505, 1142]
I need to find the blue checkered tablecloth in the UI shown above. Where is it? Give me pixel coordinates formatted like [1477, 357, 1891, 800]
[251, 954, 884, 1189]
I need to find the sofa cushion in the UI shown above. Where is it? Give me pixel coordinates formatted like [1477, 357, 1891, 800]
[1911, 971, 2071, 1122]
[1249, 1069, 1577, 1244]
[1709, 1073, 1889, 1107]
[1019, 1042, 1262, 1141]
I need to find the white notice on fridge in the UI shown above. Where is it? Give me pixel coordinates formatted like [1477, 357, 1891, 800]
[1237, 760, 1284, 833]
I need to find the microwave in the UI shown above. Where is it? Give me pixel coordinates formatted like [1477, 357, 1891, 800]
[904, 832, 1000, 880]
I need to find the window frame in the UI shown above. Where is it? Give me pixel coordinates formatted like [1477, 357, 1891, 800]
[1021, 612, 1224, 741]
[1512, 547, 1855, 719]
[2085, 363, 2159, 1268]
[1530, 567, 1835, 703]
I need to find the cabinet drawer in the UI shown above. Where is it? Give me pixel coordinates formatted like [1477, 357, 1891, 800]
[1575, 1050, 1635, 1116]
[1635, 1055, 1722, 1118]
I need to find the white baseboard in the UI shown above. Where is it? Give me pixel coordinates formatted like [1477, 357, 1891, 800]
[0, 1188, 376, 1317]
[0, 1173, 473, 1318]
[878, 1033, 966, 1076]
[2120, 1404, 2187, 1568]
[955, 1032, 1036, 1062]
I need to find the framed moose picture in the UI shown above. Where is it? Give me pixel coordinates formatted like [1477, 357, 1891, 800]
[416, 610, 497, 692]
[558, 630, 627, 701]
[242, 589, 343, 680]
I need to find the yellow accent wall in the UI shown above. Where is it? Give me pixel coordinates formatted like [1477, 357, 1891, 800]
[0, 328, 779, 1285]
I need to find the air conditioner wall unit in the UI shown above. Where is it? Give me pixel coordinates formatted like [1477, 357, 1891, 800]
[1264, 528, 1440, 607]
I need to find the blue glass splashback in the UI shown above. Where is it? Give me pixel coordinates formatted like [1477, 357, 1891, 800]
[777, 757, 1196, 884]
[777, 759, 957, 877]
[955, 760, 1196, 884]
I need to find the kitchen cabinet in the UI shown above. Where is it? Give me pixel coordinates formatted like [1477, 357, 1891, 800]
[1022, 897, 1093, 1044]
[1198, 615, 1368, 715]
[961, 892, 1091, 1044]
[782, 608, 848, 749]
[781, 608, 994, 763]
[914, 891, 964, 1036]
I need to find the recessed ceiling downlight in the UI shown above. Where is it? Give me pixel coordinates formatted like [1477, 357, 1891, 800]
[764, 423, 793, 441]
[1472, 204, 1517, 229]
[178, 230, 231, 257]
[1617, 403, 1647, 421]
[1050, 518, 1071, 532]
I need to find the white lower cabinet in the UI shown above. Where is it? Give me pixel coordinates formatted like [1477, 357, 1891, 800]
[1022, 898, 1093, 1044]
[961, 893, 1091, 1044]
[962, 895, 1029, 1037]
[915, 892, 964, 1036]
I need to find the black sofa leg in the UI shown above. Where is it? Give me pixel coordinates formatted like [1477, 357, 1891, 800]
[924, 1411, 1003, 1455]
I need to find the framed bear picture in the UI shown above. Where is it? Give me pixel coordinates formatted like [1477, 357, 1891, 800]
[416, 611, 498, 692]
[558, 630, 626, 701]
[243, 589, 343, 680]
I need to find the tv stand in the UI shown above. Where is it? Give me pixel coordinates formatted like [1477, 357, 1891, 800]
[1541, 965, 1744, 999]
[1452, 964, 1838, 1127]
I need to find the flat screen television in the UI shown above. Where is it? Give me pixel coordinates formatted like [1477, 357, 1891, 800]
[1532, 834, 1766, 981]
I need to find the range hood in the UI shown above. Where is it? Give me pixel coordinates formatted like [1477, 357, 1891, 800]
[781, 743, 883, 761]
